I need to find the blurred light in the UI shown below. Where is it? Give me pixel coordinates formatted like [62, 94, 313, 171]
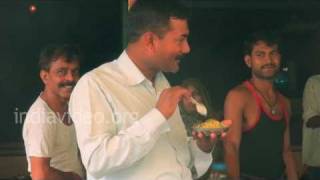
[29, 4, 37, 14]
[274, 71, 289, 90]
[128, 0, 137, 10]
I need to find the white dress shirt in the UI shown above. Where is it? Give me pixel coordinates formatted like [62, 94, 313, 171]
[69, 51, 212, 180]
[302, 74, 320, 166]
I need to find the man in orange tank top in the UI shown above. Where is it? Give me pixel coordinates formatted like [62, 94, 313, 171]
[224, 31, 298, 180]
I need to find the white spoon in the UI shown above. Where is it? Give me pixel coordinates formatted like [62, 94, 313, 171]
[190, 97, 207, 117]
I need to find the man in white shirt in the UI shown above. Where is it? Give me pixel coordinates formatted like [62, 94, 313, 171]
[23, 44, 85, 180]
[69, 1, 215, 180]
[302, 74, 320, 179]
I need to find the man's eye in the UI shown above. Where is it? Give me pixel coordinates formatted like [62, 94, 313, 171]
[73, 69, 80, 76]
[57, 70, 66, 75]
[256, 53, 264, 57]
[177, 38, 185, 43]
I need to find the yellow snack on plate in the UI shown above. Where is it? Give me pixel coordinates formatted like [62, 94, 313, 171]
[194, 118, 223, 129]
[198, 119, 223, 129]
[193, 118, 229, 135]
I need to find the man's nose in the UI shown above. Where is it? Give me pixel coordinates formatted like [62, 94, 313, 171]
[65, 71, 75, 81]
[266, 53, 277, 63]
[183, 41, 191, 54]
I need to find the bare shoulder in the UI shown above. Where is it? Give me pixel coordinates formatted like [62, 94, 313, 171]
[226, 83, 251, 104]
[224, 83, 253, 117]
[224, 83, 251, 145]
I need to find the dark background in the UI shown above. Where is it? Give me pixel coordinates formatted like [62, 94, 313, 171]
[1, 0, 320, 145]
[0, 0, 123, 142]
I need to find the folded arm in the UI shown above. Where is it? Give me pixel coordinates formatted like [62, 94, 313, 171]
[30, 157, 82, 180]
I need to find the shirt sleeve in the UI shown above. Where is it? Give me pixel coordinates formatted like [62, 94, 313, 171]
[69, 75, 170, 179]
[25, 110, 56, 158]
[303, 77, 320, 122]
[188, 138, 213, 178]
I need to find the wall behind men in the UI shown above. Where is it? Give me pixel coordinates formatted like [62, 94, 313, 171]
[0, 1, 123, 143]
[1, 0, 320, 145]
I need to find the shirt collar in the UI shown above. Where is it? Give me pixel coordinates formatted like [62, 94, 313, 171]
[117, 50, 147, 86]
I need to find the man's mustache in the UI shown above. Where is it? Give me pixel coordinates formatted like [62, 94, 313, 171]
[176, 54, 185, 60]
[58, 81, 76, 88]
[261, 64, 276, 69]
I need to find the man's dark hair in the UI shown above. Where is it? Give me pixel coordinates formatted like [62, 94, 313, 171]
[126, 0, 189, 43]
[243, 31, 282, 56]
[181, 78, 214, 118]
[39, 44, 82, 71]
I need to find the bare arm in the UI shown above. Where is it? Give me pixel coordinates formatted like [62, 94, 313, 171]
[282, 100, 298, 180]
[31, 157, 82, 180]
[224, 89, 245, 179]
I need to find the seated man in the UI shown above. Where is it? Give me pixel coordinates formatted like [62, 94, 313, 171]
[23, 44, 85, 180]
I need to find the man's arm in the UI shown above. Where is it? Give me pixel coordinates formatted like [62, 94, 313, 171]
[187, 136, 213, 178]
[223, 89, 245, 179]
[282, 99, 298, 180]
[282, 127, 298, 180]
[303, 77, 320, 128]
[30, 157, 81, 180]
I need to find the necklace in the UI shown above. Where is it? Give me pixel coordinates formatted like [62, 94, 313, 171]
[250, 81, 278, 115]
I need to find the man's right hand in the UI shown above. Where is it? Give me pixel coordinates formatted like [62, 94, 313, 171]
[156, 86, 191, 119]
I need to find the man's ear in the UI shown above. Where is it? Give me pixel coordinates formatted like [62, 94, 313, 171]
[244, 55, 252, 68]
[40, 70, 49, 85]
[141, 32, 160, 53]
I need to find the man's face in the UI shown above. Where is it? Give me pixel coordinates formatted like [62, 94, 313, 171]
[41, 58, 80, 101]
[245, 41, 281, 80]
[151, 18, 190, 73]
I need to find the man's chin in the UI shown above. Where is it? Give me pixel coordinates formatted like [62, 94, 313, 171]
[259, 75, 276, 81]
[59, 92, 72, 101]
[163, 66, 180, 73]
[255, 71, 278, 80]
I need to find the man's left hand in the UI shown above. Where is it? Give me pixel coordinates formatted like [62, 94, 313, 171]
[192, 119, 231, 153]
[192, 131, 221, 153]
